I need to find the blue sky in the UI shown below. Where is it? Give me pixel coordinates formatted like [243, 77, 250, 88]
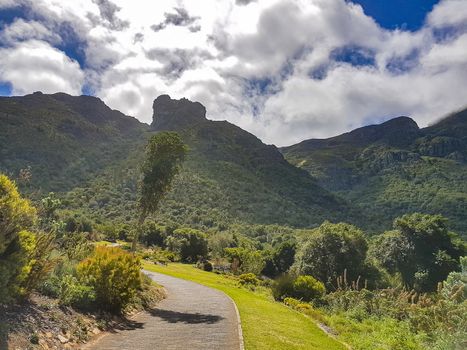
[0, 0, 466, 145]
[351, 0, 440, 31]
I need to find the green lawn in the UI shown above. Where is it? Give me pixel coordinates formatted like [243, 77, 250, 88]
[143, 262, 346, 350]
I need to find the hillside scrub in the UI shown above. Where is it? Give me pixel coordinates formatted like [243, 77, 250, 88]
[0, 174, 38, 302]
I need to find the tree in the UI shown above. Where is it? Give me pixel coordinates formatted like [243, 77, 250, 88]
[262, 241, 296, 277]
[224, 247, 265, 275]
[292, 221, 368, 287]
[166, 228, 208, 262]
[371, 213, 464, 291]
[132, 132, 187, 251]
[0, 174, 37, 302]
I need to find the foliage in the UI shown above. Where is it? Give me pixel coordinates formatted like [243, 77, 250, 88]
[239, 273, 259, 286]
[133, 131, 188, 250]
[166, 228, 208, 262]
[77, 246, 142, 313]
[442, 256, 466, 302]
[57, 274, 96, 309]
[322, 282, 467, 350]
[272, 274, 325, 302]
[293, 221, 369, 287]
[371, 213, 464, 291]
[262, 241, 296, 277]
[140, 222, 166, 247]
[197, 260, 213, 272]
[0, 174, 37, 302]
[224, 247, 265, 275]
[282, 109, 467, 235]
[292, 275, 326, 302]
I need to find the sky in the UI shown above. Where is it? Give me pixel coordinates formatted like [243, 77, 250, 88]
[0, 0, 466, 146]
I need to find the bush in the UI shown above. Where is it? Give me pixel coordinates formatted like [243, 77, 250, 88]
[239, 273, 259, 286]
[166, 228, 208, 262]
[224, 247, 265, 275]
[272, 274, 325, 302]
[77, 246, 142, 313]
[272, 274, 295, 301]
[0, 174, 37, 303]
[292, 275, 326, 302]
[197, 260, 213, 272]
[59, 274, 96, 309]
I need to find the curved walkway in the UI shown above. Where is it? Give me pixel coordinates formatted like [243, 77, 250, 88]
[84, 271, 242, 350]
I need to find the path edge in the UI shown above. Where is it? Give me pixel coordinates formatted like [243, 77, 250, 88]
[225, 294, 245, 350]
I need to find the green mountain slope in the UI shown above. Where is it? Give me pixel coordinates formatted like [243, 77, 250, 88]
[281, 110, 467, 234]
[0, 91, 147, 191]
[0, 92, 357, 230]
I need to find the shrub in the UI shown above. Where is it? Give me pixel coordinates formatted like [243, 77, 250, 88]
[224, 247, 265, 275]
[292, 275, 326, 302]
[77, 247, 142, 313]
[59, 274, 96, 309]
[272, 274, 295, 301]
[272, 274, 325, 302]
[166, 228, 208, 262]
[239, 273, 259, 286]
[0, 174, 37, 303]
[197, 260, 213, 272]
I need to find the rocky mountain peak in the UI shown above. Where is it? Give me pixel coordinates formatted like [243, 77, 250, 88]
[151, 94, 207, 130]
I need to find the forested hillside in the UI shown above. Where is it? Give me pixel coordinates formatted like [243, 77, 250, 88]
[0, 92, 357, 230]
[281, 110, 467, 234]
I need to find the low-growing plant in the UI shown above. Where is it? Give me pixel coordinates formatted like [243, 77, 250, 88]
[77, 246, 142, 313]
[292, 275, 326, 302]
[239, 273, 259, 286]
[272, 274, 325, 302]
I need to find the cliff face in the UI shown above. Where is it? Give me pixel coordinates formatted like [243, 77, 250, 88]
[151, 95, 207, 130]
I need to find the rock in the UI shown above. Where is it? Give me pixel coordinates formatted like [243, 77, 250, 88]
[92, 327, 101, 335]
[57, 334, 69, 344]
[45, 332, 53, 339]
[151, 94, 207, 130]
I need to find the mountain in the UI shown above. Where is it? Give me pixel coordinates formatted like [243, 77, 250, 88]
[0, 92, 357, 230]
[281, 109, 467, 234]
[0, 91, 148, 191]
[147, 95, 358, 228]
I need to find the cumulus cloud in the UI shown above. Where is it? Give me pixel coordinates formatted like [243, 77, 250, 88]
[0, 0, 466, 146]
[151, 7, 200, 32]
[0, 40, 84, 95]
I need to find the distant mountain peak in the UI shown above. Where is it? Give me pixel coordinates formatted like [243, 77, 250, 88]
[151, 94, 207, 130]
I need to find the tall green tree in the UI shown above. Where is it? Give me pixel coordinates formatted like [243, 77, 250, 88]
[292, 221, 368, 287]
[371, 213, 464, 291]
[132, 132, 187, 251]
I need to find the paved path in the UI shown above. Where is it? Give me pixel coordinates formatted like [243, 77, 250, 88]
[84, 271, 242, 350]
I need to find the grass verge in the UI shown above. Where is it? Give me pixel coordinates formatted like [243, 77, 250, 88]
[143, 262, 346, 350]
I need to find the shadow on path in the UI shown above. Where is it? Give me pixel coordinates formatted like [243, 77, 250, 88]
[107, 319, 145, 333]
[148, 308, 224, 324]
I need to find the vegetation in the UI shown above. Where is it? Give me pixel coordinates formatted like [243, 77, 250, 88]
[282, 110, 467, 235]
[1, 93, 466, 348]
[166, 228, 208, 262]
[132, 131, 187, 250]
[371, 213, 463, 291]
[77, 246, 142, 313]
[292, 222, 370, 287]
[0, 174, 38, 302]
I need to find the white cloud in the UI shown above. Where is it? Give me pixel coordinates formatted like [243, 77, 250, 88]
[0, 0, 466, 146]
[0, 40, 84, 95]
[0, 19, 61, 45]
